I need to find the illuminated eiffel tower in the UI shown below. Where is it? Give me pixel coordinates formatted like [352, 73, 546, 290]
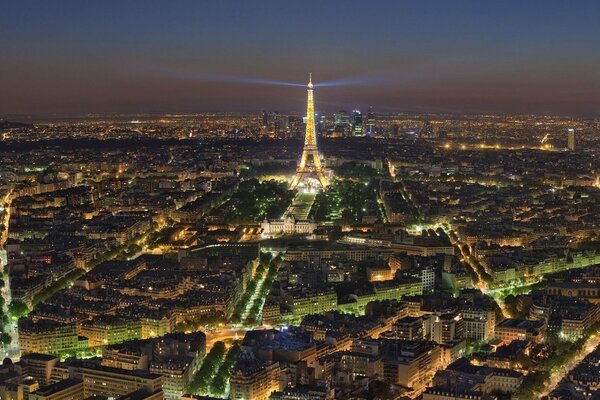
[290, 74, 329, 190]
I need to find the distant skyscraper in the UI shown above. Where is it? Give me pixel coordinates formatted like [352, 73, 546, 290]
[317, 114, 326, 133]
[334, 110, 349, 126]
[352, 110, 363, 136]
[334, 110, 351, 136]
[367, 107, 375, 136]
[263, 112, 288, 137]
[261, 111, 268, 127]
[288, 116, 305, 139]
[277, 114, 288, 132]
[271, 111, 280, 131]
[567, 128, 575, 151]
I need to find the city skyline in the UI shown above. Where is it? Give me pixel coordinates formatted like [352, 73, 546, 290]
[3, 1, 600, 117]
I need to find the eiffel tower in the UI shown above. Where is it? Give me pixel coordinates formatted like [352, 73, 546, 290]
[290, 74, 328, 190]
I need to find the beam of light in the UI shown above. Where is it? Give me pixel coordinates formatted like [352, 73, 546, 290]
[317, 75, 390, 87]
[316, 70, 436, 88]
[217, 75, 305, 87]
[168, 71, 305, 87]
[117, 65, 305, 87]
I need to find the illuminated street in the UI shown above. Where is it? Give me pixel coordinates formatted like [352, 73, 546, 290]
[539, 333, 600, 398]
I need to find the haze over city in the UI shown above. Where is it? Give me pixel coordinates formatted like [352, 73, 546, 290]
[3, 0, 600, 116]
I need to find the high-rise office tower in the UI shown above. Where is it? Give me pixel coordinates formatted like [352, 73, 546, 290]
[288, 116, 305, 139]
[352, 110, 363, 136]
[567, 128, 575, 151]
[367, 107, 375, 136]
[334, 110, 349, 126]
[334, 110, 351, 136]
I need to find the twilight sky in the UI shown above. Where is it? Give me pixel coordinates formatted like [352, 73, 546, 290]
[2, 0, 600, 116]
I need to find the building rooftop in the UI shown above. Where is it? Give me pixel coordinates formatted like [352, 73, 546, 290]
[32, 378, 82, 396]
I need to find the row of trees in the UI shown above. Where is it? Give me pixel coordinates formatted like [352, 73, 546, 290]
[32, 268, 85, 306]
[247, 254, 283, 324]
[448, 231, 480, 285]
[230, 252, 282, 325]
[187, 341, 226, 395]
[395, 180, 422, 223]
[209, 344, 240, 397]
[174, 314, 226, 333]
[516, 321, 600, 399]
[466, 253, 492, 284]
[230, 277, 260, 324]
[88, 223, 158, 268]
[0, 278, 11, 345]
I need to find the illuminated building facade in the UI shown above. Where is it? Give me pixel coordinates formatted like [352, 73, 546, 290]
[230, 360, 281, 400]
[367, 107, 375, 135]
[261, 213, 317, 237]
[352, 110, 363, 136]
[19, 320, 80, 356]
[430, 313, 465, 344]
[568, 128, 575, 151]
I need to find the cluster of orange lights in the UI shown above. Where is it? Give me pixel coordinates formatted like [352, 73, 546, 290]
[443, 143, 500, 150]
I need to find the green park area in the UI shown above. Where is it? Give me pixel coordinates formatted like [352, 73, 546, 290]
[238, 161, 296, 180]
[213, 178, 295, 224]
[335, 162, 382, 179]
[309, 178, 380, 223]
[287, 192, 316, 220]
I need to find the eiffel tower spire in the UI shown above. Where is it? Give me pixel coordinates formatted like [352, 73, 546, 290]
[290, 74, 328, 190]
